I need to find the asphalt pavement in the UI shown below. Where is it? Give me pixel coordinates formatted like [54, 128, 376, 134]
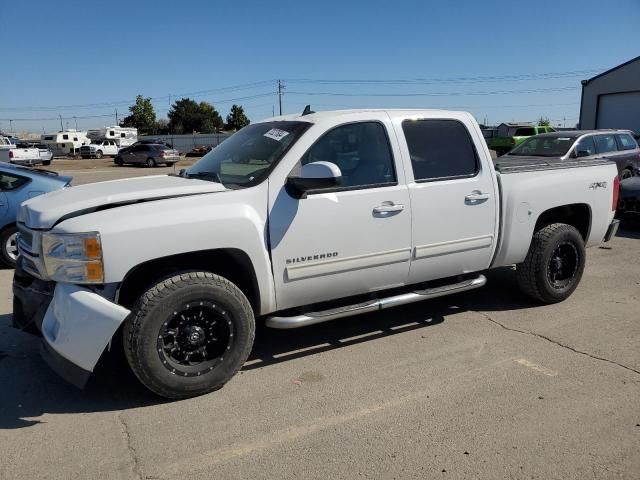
[0, 161, 638, 479]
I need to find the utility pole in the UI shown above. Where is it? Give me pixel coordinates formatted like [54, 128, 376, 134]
[9, 119, 13, 134]
[277, 80, 284, 115]
[73, 116, 78, 130]
[59, 114, 64, 131]
[115, 109, 118, 125]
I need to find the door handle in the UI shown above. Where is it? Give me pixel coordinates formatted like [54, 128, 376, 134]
[373, 203, 404, 214]
[465, 192, 490, 202]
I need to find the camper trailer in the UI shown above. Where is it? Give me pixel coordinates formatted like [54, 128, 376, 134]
[87, 126, 137, 148]
[40, 130, 90, 156]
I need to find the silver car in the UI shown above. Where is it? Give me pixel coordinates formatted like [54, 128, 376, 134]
[114, 143, 180, 167]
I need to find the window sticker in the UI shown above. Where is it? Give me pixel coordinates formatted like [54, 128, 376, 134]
[263, 128, 290, 141]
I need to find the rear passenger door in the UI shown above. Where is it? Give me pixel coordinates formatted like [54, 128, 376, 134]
[397, 117, 498, 284]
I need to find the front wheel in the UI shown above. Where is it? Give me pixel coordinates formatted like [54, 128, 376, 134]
[146, 157, 156, 168]
[114, 156, 123, 166]
[95, 150, 103, 159]
[123, 271, 255, 399]
[516, 223, 585, 304]
[42, 160, 51, 166]
[0, 225, 19, 268]
[621, 168, 633, 180]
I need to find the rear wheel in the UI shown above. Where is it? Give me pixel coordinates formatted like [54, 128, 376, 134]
[42, 160, 51, 166]
[516, 223, 585, 304]
[146, 157, 156, 168]
[123, 271, 255, 399]
[0, 225, 19, 268]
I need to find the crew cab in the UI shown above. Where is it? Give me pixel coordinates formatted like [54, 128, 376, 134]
[80, 139, 119, 159]
[13, 109, 620, 399]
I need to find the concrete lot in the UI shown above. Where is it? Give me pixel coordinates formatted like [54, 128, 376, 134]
[0, 161, 638, 479]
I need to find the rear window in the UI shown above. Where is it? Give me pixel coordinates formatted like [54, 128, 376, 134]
[514, 127, 536, 136]
[0, 172, 29, 191]
[594, 134, 618, 154]
[402, 119, 479, 181]
[615, 134, 637, 151]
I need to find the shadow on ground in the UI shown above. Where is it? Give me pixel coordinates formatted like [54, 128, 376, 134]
[0, 266, 536, 429]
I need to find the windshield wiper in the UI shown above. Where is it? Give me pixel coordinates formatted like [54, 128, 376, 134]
[185, 171, 222, 183]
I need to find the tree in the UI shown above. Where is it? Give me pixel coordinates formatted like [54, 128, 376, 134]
[167, 98, 224, 134]
[120, 95, 157, 134]
[226, 104, 250, 131]
[155, 118, 170, 134]
[537, 117, 551, 126]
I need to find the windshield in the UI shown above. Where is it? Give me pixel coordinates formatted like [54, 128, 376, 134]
[186, 121, 311, 187]
[508, 136, 577, 157]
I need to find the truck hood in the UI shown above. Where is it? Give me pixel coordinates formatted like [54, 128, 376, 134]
[19, 174, 227, 229]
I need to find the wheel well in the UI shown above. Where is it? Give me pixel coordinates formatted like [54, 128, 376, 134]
[534, 203, 591, 240]
[117, 249, 260, 312]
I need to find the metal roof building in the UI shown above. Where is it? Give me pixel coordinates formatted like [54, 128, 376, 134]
[579, 56, 640, 132]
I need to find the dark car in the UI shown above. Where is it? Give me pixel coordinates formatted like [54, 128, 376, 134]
[497, 130, 640, 180]
[114, 143, 180, 167]
[617, 176, 640, 219]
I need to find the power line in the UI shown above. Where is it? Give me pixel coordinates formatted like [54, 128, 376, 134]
[286, 86, 578, 98]
[284, 68, 602, 86]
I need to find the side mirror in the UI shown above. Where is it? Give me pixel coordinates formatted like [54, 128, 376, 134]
[286, 161, 342, 198]
[575, 150, 591, 158]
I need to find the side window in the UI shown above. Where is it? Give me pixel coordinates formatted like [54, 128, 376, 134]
[515, 127, 536, 136]
[402, 119, 479, 181]
[62, 134, 69, 140]
[616, 134, 637, 151]
[121, 133, 126, 138]
[301, 122, 396, 188]
[109, 130, 115, 137]
[574, 136, 596, 156]
[594, 134, 618, 154]
[0, 173, 29, 191]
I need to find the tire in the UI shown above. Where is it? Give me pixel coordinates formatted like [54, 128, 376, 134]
[114, 156, 123, 166]
[0, 225, 19, 268]
[95, 150, 103, 159]
[516, 223, 585, 304]
[42, 160, 51, 166]
[621, 168, 633, 180]
[146, 157, 156, 168]
[123, 271, 255, 399]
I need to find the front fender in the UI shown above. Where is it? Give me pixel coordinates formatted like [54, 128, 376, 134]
[54, 185, 277, 314]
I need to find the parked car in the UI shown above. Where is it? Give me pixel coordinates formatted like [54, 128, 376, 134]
[80, 139, 120, 159]
[114, 143, 180, 167]
[13, 109, 619, 399]
[0, 163, 71, 266]
[489, 124, 556, 156]
[0, 141, 53, 166]
[498, 130, 640, 179]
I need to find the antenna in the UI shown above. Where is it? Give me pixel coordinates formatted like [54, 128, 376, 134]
[302, 105, 315, 116]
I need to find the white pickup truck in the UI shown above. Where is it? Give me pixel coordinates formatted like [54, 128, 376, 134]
[13, 109, 620, 399]
[0, 137, 53, 166]
[79, 139, 119, 159]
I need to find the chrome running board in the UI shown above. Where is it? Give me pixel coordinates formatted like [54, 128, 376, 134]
[265, 274, 486, 329]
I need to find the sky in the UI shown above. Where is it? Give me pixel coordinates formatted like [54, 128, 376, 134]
[1, 0, 639, 134]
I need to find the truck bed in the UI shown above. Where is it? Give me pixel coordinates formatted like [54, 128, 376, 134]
[494, 155, 611, 174]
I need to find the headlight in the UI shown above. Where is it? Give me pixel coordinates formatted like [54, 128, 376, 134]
[41, 232, 104, 284]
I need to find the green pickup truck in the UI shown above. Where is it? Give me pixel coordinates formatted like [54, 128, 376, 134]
[489, 124, 556, 156]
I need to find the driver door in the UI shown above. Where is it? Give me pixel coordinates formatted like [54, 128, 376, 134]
[268, 117, 412, 311]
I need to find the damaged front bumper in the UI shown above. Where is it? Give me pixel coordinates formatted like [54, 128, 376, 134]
[13, 262, 130, 388]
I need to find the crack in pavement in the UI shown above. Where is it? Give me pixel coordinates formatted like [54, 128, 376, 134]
[117, 412, 143, 480]
[474, 311, 640, 376]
